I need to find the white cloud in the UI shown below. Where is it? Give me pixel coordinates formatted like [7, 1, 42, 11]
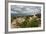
[11, 5, 41, 16]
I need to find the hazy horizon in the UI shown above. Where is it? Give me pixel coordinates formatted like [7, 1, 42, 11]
[11, 5, 41, 16]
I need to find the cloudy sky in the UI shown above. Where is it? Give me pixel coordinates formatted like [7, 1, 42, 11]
[11, 5, 41, 16]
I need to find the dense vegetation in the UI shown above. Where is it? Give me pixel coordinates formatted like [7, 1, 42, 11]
[11, 14, 41, 28]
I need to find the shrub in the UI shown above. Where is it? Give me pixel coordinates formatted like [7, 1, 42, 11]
[30, 17, 41, 27]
